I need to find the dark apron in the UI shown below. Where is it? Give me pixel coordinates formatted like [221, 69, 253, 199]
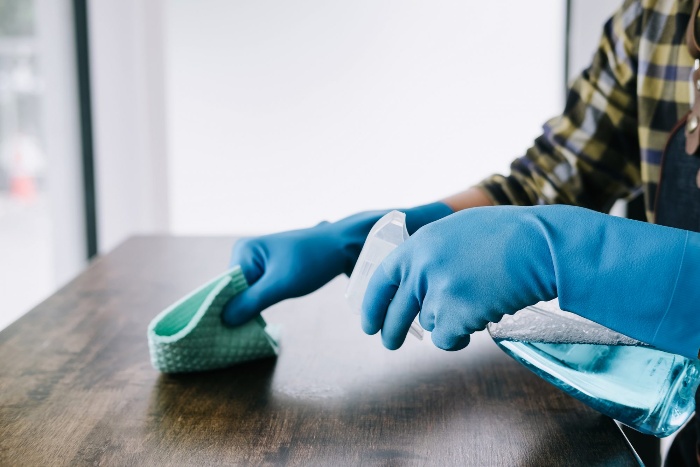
[655, 114, 700, 230]
[653, 2, 700, 465]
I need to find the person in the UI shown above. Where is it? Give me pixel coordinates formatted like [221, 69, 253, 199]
[223, 0, 700, 464]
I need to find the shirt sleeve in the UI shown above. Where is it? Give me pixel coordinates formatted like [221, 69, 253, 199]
[477, 0, 644, 212]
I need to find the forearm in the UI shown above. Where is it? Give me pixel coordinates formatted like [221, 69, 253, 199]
[441, 187, 494, 211]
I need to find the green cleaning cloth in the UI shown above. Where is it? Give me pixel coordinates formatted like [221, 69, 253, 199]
[147, 266, 279, 373]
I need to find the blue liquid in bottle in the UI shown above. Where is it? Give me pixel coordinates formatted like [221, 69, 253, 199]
[488, 301, 700, 437]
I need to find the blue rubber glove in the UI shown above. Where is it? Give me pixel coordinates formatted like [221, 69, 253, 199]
[222, 202, 453, 326]
[362, 205, 700, 360]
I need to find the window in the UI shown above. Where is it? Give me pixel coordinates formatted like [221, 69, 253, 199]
[0, 0, 85, 330]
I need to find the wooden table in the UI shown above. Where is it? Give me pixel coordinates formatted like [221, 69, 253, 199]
[0, 236, 640, 466]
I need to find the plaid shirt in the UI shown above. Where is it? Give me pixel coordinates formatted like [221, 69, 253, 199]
[478, 0, 696, 221]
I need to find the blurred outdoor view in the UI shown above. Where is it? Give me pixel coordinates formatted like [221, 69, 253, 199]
[0, 0, 54, 330]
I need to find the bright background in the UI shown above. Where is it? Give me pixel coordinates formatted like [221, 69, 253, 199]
[165, 0, 565, 234]
[0, 0, 615, 328]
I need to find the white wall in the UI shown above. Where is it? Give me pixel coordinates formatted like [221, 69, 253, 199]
[89, 0, 170, 253]
[165, 0, 565, 235]
[569, 0, 619, 79]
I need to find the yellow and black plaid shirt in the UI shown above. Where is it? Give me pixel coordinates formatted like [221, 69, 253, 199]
[478, 0, 696, 221]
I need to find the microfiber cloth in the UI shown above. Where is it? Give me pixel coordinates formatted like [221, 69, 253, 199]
[147, 266, 279, 373]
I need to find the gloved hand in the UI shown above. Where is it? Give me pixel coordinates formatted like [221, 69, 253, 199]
[222, 202, 453, 326]
[362, 205, 700, 360]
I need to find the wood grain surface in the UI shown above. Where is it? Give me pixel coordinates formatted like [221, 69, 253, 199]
[0, 236, 639, 466]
